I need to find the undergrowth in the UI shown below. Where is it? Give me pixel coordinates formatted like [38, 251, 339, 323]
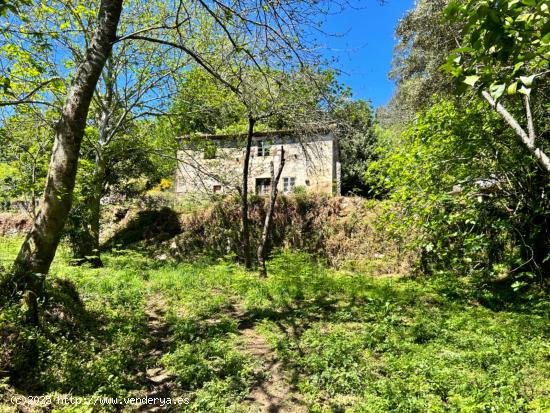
[0, 236, 548, 412]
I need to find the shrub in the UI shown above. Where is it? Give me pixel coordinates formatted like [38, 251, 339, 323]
[168, 194, 415, 274]
[367, 98, 550, 288]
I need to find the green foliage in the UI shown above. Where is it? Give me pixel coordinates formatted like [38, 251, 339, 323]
[161, 339, 255, 391]
[167, 68, 245, 136]
[64, 156, 98, 260]
[332, 99, 377, 195]
[101, 125, 164, 195]
[445, 0, 550, 98]
[0, 0, 31, 17]
[168, 194, 408, 272]
[1, 241, 548, 411]
[383, 0, 459, 124]
[142, 260, 258, 411]
[0, 112, 53, 210]
[0, 237, 148, 397]
[166, 66, 344, 139]
[254, 254, 549, 412]
[367, 98, 550, 282]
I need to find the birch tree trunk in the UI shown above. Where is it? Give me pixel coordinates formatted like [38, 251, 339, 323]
[9, 0, 123, 292]
[482, 91, 550, 173]
[257, 146, 285, 277]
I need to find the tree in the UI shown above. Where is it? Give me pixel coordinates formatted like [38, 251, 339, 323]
[5, 0, 123, 300]
[171, 66, 338, 270]
[444, 0, 550, 172]
[0, 0, 30, 17]
[257, 146, 285, 277]
[167, 68, 244, 136]
[331, 99, 376, 196]
[0, 111, 52, 216]
[368, 97, 550, 281]
[371, 0, 550, 284]
[3, 1, 187, 267]
[2, 0, 354, 299]
[381, 0, 460, 126]
[69, 28, 184, 266]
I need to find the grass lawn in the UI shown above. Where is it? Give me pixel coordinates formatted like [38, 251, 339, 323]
[0, 236, 549, 412]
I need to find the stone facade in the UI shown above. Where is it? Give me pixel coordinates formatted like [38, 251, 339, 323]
[175, 130, 340, 196]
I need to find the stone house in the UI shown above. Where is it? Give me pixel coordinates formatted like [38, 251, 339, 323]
[175, 130, 340, 196]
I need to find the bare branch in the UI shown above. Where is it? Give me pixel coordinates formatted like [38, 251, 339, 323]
[0, 77, 61, 108]
[524, 94, 535, 147]
[117, 34, 241, 96]
[482, 90, 550, 173]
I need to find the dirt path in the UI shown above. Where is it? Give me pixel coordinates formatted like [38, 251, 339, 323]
[135, 297, 305, 412]
[136, 294, 177, 412]
[233, 307, 306, 413]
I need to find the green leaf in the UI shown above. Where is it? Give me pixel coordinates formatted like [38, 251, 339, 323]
[507, 82, 518, 95]
[489, 83, 506, 99]
[464, 75, 480, 87]
[519, 75, 535, 87]
[512, 62, 524, 74]
[518, 86, 531, 95]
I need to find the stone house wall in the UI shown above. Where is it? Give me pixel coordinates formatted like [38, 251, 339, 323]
[175, 131, 340, 196]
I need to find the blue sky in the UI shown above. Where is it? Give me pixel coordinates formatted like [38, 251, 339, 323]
[321, 0, 416, 107]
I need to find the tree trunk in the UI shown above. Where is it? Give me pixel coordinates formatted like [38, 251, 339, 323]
[9, 0, 123, 294]
[88, 152, 105, 267]
[70, 149, 105, 268]
[257, 146, 285, 277]
[242, 117, 255, 269]
[482, 91, 550, 173]
[71, 86, 112, 268]
[71, 58, 115, 267]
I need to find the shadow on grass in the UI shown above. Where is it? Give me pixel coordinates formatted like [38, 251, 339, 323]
[1, 277, 149, 396]
[227, 272, 550, 393]
[102, 207, 181, 251]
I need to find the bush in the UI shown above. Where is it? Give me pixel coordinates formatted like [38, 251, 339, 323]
[367, 98, 550, 288]
[168, 194, 414, 274]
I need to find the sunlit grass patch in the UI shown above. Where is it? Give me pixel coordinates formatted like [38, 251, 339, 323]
[1, 239, 548, 412]
[253, 257, 550, 412]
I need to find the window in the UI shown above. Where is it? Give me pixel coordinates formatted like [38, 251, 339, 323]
[283, 177, 296, 193]
[256, 178, 271, 195]
[213, 185, 222, 193]
[257, 140, 271, 157]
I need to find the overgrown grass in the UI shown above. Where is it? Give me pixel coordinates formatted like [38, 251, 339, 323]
[256, 273, 550, 412]
[1, 237, 150, 401]
[1, 237, 548, 412]
[146, 250, 550, 412]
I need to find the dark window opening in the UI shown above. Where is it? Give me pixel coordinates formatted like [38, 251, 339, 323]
[213, 185, 222, 193]
[256, 178, 271, 195]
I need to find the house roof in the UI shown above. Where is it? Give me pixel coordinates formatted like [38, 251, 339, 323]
[177, 126, 336, 141]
